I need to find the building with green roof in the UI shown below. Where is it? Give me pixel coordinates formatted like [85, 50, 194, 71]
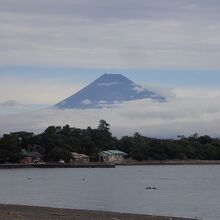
[99, 150, 127, 162]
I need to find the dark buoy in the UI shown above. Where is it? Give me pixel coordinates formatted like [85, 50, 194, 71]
[146, 186, 157, 190]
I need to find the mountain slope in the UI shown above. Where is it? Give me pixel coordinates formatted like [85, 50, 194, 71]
[55, 74, 166, 109]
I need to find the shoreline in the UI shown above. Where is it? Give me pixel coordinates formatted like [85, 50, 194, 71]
[0, 163, 115, 169]
[0, 204, 195, 220]
[0, 160, 220, 169]
[117, 159, 220, 166]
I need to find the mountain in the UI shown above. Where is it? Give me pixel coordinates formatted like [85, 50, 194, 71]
[55, 74, 166, 109]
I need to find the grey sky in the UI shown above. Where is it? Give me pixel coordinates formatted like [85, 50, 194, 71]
[0, 0, 219, 21]
[1, 0, 220, 136]
[1, 0, 220, 69]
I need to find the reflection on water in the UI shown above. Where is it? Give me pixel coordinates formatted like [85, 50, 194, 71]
[0, 165, 219, 220]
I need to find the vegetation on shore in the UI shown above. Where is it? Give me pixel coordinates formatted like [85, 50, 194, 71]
[0, 120, 220, 163]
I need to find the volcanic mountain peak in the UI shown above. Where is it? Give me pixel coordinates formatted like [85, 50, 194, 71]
[94, 73, 132, 82]
[55, 73, 166, 109]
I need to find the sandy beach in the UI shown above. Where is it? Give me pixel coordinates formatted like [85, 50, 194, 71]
[0, 204, 194, 220]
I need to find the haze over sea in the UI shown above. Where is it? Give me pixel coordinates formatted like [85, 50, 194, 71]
[0, 165, 219, 220]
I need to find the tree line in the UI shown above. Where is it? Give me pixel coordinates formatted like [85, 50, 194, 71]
[0, 120, 220, 163]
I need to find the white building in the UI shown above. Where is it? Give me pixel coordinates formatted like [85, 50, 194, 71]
[70, 152, 89, 163]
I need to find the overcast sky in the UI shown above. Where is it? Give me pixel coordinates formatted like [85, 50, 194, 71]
[1, 0, 220, 137]
[1, 0, 220, 69]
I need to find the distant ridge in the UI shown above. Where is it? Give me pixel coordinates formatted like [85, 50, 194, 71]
[55, 73, 166, 109]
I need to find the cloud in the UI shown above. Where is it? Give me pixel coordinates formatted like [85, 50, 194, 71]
[132, 85, 146, 94]
[0, 0, 220, 136]
[1, 0, 220, 69]
[0, 0, 219, 22]
[81, 99, 92, 105]
[1, 92, 220, 138]
[0, 99, 49, 116]
[0, 75, 83, 105]
[97, 82, 119, 86]
[142, 84, 175, 99]
[0, 100, 20, 107]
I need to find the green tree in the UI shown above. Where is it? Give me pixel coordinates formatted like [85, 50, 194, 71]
[98, 120, 110, 132]
[0, 134, 23, 163]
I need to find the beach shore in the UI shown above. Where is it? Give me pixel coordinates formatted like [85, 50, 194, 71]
[0, 204, 194, 220]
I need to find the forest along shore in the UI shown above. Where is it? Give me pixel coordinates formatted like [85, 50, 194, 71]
[0, 204, 195, 220]
[1, 122, 220, 165]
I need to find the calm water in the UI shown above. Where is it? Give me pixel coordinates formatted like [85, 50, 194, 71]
[0, 165, 219, 220]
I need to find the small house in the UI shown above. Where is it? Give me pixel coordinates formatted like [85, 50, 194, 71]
[21, 149, 43, 164]
[99, 150, 127, 162]
[70, 152, 89, 163]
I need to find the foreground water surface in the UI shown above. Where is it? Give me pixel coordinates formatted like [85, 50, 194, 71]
[0, 165, 219, 220]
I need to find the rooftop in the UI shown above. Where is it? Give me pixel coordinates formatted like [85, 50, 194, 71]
[101, 150, 127, 156]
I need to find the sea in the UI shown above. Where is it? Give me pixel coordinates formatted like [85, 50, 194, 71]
[0, 165, 219, 220]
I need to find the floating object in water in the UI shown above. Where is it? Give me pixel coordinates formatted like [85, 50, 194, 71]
[145, 186, 157, 190]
